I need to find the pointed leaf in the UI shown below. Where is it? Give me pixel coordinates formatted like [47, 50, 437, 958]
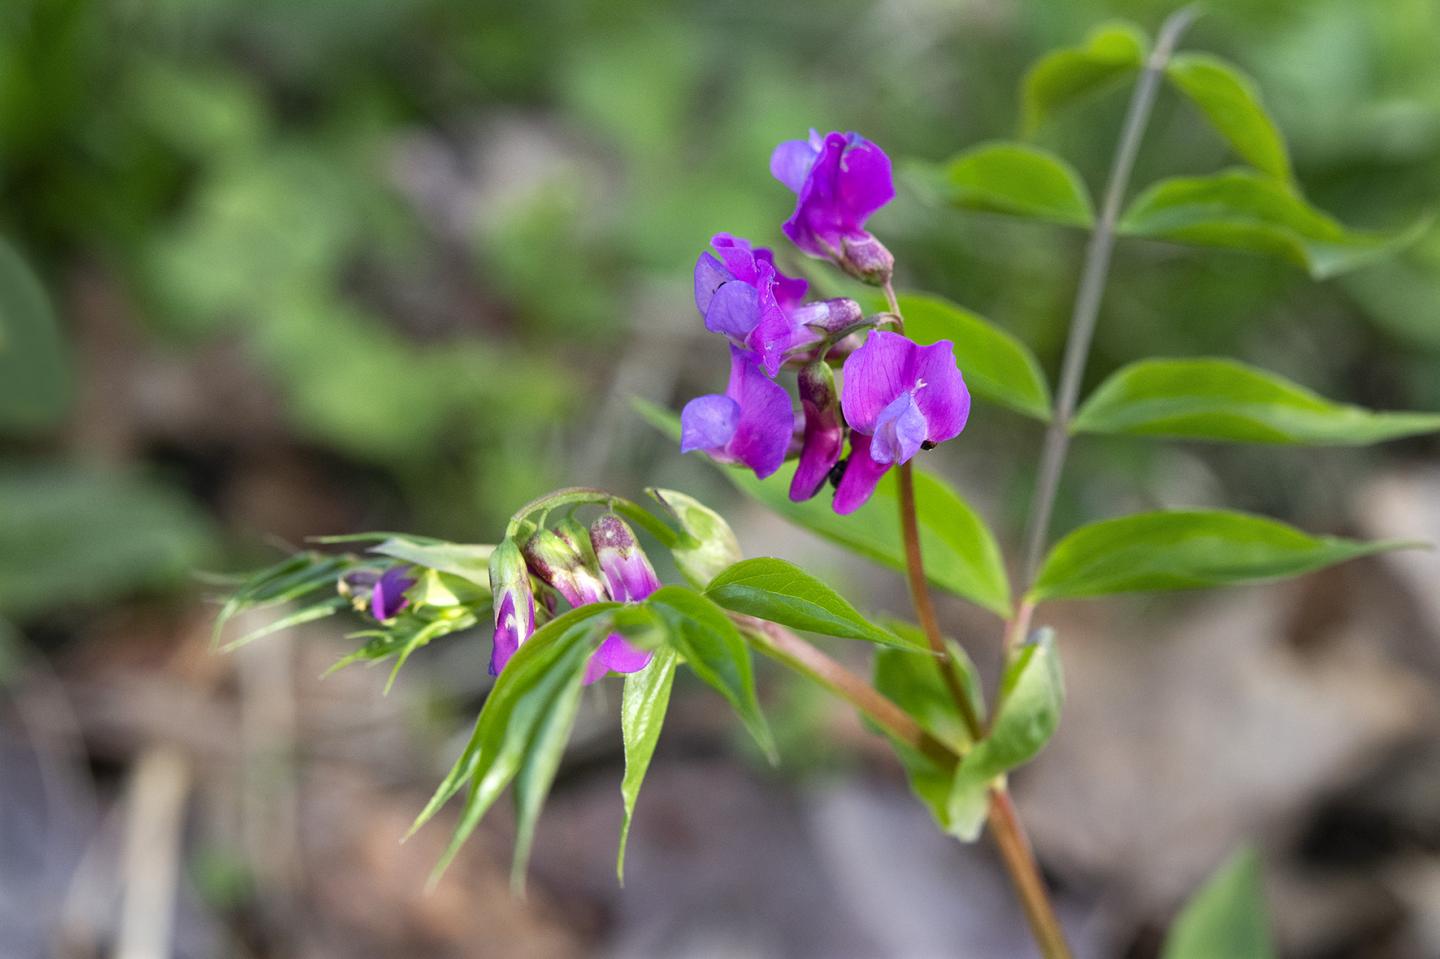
[370, 538, 494, 586]
[638, 402, 1012, 617]
[1119, 169, 1427, 279]
[936, 142, 1095, 227]
[645, 586, 775, 762]
[510, 659, 587, 891]
[1162, 848, 1275, 959]
[894, 292, 1051, 420]
[1022, 21, 1149, 134]
[1029, 510, 1416, 603]
[646, 487, 742, 586]
[705, 558, 910, 648]
[616, 647, 678, 883]
[1073, 357, 1440, 445]
[1166, 53, 1290, 180]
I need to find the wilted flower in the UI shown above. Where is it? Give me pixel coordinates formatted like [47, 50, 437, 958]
[694, 233, 813, 376]
[370, 566, 416, 621]
[834, 331, 970, 513]
[488, 539, 536, 676]
[681, 346, 796, 479]
[771, 130, 895, 283]
[790, 360, 846, 502]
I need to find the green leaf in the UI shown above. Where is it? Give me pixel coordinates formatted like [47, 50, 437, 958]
[0, 238, 71, 435]
[946, 628, 1063, 841]
[638, 402, 1012, 617]
[645, 586, 775, 762]
[705, 558, 909, 649]
[1166, 54, 1291, 181]
[510, 655, 587, 892]
[1029, 510, 1415, 603]
[1021, 21, 1149, 135]
[893, 293, 1051, 420]
[616, 647, 678, 883]
[646, 487, 742, 586]
[1073, 357, 1440, 445]
[220, 595, 349, 652]
[213, 552, 354, 646]
[0, 467, 215, 621]
[1119, 169, 1427, 279]
[370, 538, 494, 587]
[936, 141, 1095, 227]
[1162, 848, 1275, 959]
[412, 604, 614, 881]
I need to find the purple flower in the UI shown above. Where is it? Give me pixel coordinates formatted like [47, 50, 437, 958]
[523, 528, 609, 608]
[771, 130, 895, 283]
[488, 539, 536, 676]
[694, 233, 813, 376]
[790, 360, 846, 502]
[833, 331, 970, 513]
[370, 566, 416, 621]
[585, 515, 661, 683]
[681, 345, 796, 479]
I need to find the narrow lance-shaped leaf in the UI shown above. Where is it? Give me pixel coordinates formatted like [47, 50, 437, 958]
[1029, 510, 1417, 603]
[1073, 357, 1440, 445]
[1166, 53, 1290, 181]
[934, 141, 1095, 228]
[510, 657, 588, 892]
[370, 538, 494, 586]
[638, 402, 1012, 617]
[705, 557, 913, 649]
[1119, 169, 1428, 279]
[1162, 848, 1275, 959]
[947, 628, 1063, 841]
[891, 293, 1051, 421]
[1022, 20, 1149, 135]
[616, 647, 679, 883]
[645, 586, 775, 762]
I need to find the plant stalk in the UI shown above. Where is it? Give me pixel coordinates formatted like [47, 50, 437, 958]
[881, 281, 1072, 959]
[1019, 5, 1202, 583]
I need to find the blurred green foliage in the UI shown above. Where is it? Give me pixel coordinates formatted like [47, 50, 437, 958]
[2, 0, 1438, 626]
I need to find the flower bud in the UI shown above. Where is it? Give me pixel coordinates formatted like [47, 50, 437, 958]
[522, 528, 609, 607]
[791, 297, 863, 336]
[589, 514, 661, 602]
[488, 539, 536, 676]
[370, 566, 416, 621]
[838, 233, 894, 286]
[789, 360, 846, 502]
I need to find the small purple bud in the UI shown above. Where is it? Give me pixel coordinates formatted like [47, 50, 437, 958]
[522, 528, 609, 608]
[838, 234, 894, 286]
[790, 297, 864, 336]
[590, 514, 662, 602]
[488, 539, 536, 676]
[370, 566, 416, 621]
[790, 361, 846, 502]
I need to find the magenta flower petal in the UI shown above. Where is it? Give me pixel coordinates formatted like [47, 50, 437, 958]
[694, 251, 731, 314]
[488, 540, 536, 676]
[840, 330, 914, 432]
[703, 280, 760, 338]
[369, 566, 415, 621]
[681, 394, 740, 453]
[833, 432, 891, 514]
[775, 130, 894, 260]
[682, 347, 794, 478]
[911, 340, 971, 445]
[591, 514, 662, 602]
[693, 234, 812, 371]
[869, 392, 927, 465]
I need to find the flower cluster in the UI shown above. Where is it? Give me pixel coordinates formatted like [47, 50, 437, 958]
[681, 130, 971, 514]
[489, 513, 659, 683]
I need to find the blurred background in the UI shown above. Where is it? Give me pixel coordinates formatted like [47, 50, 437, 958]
[3, 0, 1439, 956]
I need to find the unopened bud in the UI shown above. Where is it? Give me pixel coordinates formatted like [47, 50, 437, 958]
[590, 514, 661, 602]
[838, 233, 894, 286]
[522, 528, 608, 607]
[488, 539, 536, 675]
[792, 297, 864, 336]
[790, 360, 847, 502]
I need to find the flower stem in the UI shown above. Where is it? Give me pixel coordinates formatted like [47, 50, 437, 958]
[742, 614, 1070, 959]
[881, 280, 1071, 959]
[1019, 5, 1201, 583]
